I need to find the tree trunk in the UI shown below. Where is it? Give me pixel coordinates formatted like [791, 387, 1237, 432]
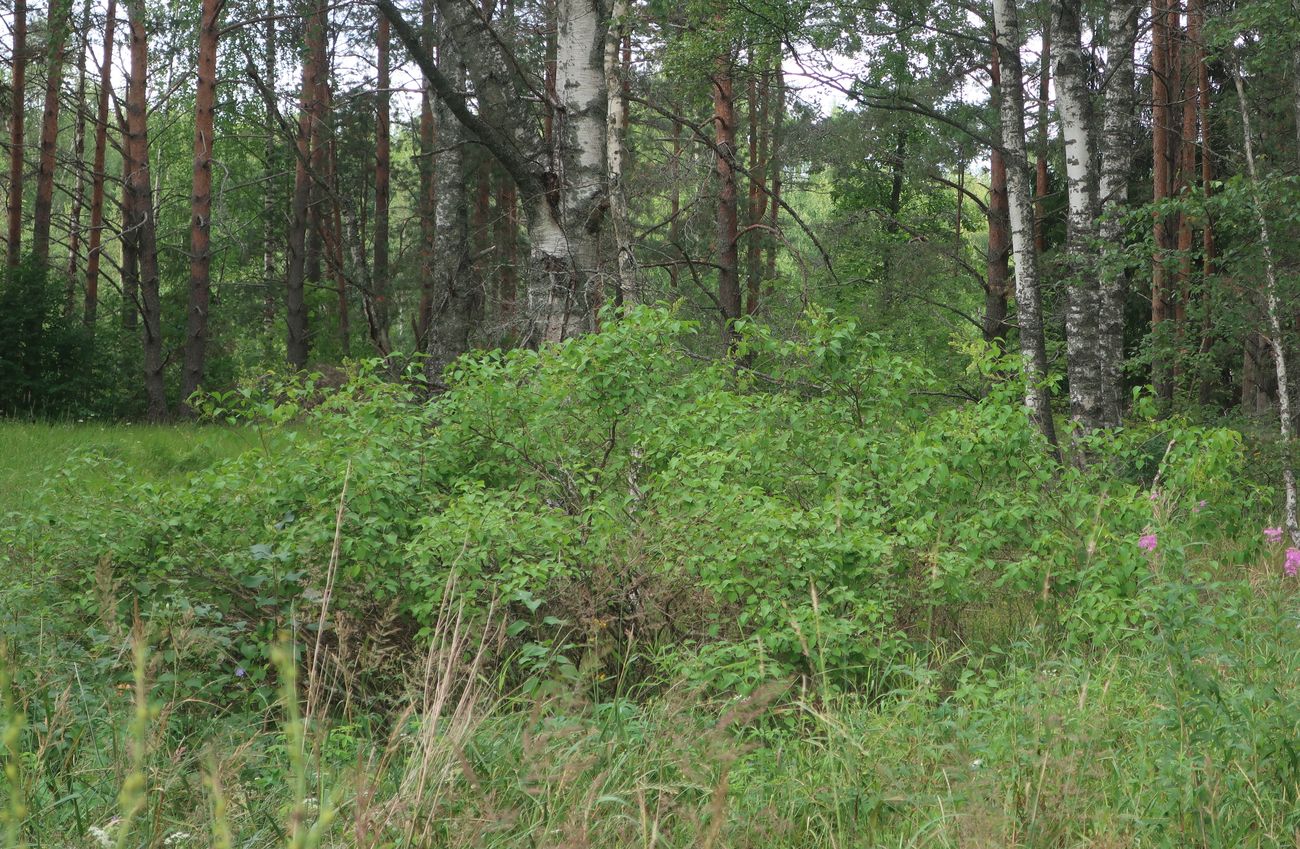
[425, 34, 472, 389]
[1150, 0, 1176, 404]
[1194, 0, 1215, 406]
[497, 177, 518, 322]
[119, 144, 137, 331]
[7, 0, 26, 268]
[32, 0, 70, 267]
[370, 10, 393, 355]
[985, 36, 1010, 346]
[524, 0, 609, 344]
[712, 51, 741, 347]
[765, 64, 783, 282]
[992, 0, 1060, 453]
[604, 0, 635, 306]
[1034, 17, 1049, 254]
[180, 0, 220, 414]
[747, 62, 770, 316]
[376, 0, 611, 346]
[472, 160, 491, 322]
[413, 0, 436, 349]
[262, 0, 277, 326]
[125, 0, 166, 421]
[83, 0, 115, 326]
[668, 115, 682, 291]
[322, 124, 350, 357]
[1234, 68, 1299, 544]
[64, 0, 92, 315]
[1096, 0, 1141, 424]
[285, 0, 326, 370]
[1053, 0, 1104, 433]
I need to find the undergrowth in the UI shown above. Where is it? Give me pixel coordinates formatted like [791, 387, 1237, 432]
[2, 307, 1298, 847]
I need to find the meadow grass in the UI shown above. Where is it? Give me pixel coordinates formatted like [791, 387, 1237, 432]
[1, 423, 1298, 847]
[0, 421, 259, 515]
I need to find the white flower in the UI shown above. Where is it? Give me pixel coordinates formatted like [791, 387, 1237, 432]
[164, 831, 194, 847]
[969, 758, 983, 770]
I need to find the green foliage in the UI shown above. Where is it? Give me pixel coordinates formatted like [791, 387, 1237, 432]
[5, 307, 1258, 703]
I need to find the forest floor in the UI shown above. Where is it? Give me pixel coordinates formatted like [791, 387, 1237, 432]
[1, 422, 1299, 848]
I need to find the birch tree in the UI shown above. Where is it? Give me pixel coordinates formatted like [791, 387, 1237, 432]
[377, 0, 612, 348]
[991, 0, 1059, 452]
[1051, 0, 1140, 432]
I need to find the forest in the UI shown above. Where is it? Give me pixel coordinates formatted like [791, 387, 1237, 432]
[2, 0, 1300, 844]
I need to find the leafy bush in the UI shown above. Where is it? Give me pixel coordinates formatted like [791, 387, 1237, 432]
[6, 306, 1256, 700]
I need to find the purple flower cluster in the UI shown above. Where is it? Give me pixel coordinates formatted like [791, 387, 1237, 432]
[1138, 533, 1158, 553]
[1286, 548, 1300, 578]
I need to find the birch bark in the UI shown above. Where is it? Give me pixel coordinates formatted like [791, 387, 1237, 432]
[1234, 68, 1300, 544]
[992, 0, 1060, 451]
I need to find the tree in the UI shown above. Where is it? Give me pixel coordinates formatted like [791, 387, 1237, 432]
[423, 18, 472, 388]
[83, 0, 116, 327]
[378, 0, 613, 346]
[369, 9, 393, 356]
[180, 0, 222, 413]
[1051, 0, 1139, 433]
[32, 0, 71, 266]
[124, 0, 167, 421]
[712, 49, 741, 347]
[991, 0, 1058, 451]
[285, 0, 328, 370]
[7, 0, 26, 268]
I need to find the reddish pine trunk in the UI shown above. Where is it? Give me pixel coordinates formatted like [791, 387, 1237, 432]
[64, 0, 92, 315]
[125, 0, 167, 421]
[285, 0, 326, 369]
[7, 0, 26, 267]
[1174, 5, 1197, 374]
[371, 12, 392, 355]
[180, 0, 220, 413]
[84, 0, 115, 326]
[32, 0, 70, 266]
[713, 55, 741, 346]
[1150, 0, 1177, 403]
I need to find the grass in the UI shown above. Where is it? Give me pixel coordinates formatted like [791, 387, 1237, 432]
[0, 421, 259, 515]
[2, 422, 1299, 847]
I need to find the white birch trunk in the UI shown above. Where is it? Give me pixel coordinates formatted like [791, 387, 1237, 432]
[1052, 0, 1103, 433]
[604, 0, 635, 304]
[524, 0, 610, 344]
[1234, 68, 1300, 543]
[992, 0, 1060, 452]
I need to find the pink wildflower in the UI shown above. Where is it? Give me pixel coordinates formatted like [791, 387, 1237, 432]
[1138, 533, 1158, 553]
[1266, 527, 1284, 544]
[1286, 548, 1300, 578]
[1194, 500, 1207, 513]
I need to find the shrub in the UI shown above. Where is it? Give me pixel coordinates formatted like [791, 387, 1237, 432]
[7, 306, 1255, 701]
